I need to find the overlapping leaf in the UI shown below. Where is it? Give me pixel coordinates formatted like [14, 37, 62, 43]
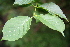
[34, 14, 65, 36]
[39, 2, 68, 21]
[14, 0, 34, 5]
[2, 16, 32, 41]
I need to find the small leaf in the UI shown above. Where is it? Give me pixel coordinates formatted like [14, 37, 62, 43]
[2, 16, 32, 41]
[14, 0, 34, 5]
[39, 2, 68, 21]
[34, 14, 65, 36]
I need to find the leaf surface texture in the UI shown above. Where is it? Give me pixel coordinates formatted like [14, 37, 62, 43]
[34, 14, 65, 36]
[39, 2, 68, 21]
[2, 16, 32, 41]
[14, 0, 34, 5]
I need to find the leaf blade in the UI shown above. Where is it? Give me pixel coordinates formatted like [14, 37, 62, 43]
[39, 2, 68, 21]
[2, 16, 32, 41]
[34, 14, 65, 36]
[14, 0, 34, 5]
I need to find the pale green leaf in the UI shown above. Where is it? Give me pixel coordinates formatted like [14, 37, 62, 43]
[39, 2, 68, 21]
[2, 16, 32, 41]
[14, 0, 34, 5]
[34, 14, 65, 36]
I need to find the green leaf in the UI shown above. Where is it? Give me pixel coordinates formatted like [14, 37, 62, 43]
[2, 16, 32, 41]
[34, 14, 65, 36]
[14, 0, 34, 5]
[39, 2, 68, 21]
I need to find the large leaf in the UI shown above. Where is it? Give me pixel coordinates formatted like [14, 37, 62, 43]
[2, 16, 32, 41]
[34, 14, 65, 36]
[14, 0, 34, 5]
[39, 2, 68, 21]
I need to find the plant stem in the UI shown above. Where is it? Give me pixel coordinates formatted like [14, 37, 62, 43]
[32, 3, 38, 16]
